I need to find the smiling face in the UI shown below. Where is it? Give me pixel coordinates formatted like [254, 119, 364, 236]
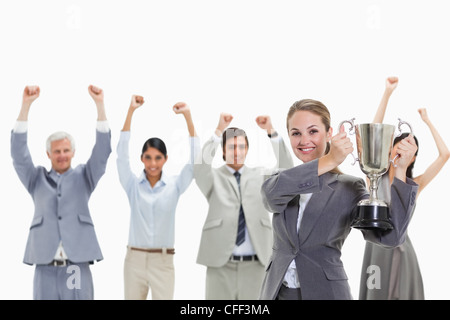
[287, 110, 332, 163]
[141, 147, 167, 180]
[47, 138, 75, 174]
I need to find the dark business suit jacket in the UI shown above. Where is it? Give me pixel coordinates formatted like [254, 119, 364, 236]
[11, 129, 112, 265]
[259, 159, 418, 300]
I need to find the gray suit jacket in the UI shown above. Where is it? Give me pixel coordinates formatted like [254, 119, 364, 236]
[259, 159, 418, 300]
[11, 130, 112, 265]
[194, 135, 293, 268]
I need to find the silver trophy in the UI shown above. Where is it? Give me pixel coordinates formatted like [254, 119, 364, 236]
[339, 118, 413, 230]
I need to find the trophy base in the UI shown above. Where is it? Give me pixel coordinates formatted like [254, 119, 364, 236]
[351, 204, 394, 231]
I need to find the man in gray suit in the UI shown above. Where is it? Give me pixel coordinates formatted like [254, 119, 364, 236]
[194, 112, 293, 299]
[11, 85, 112, 300]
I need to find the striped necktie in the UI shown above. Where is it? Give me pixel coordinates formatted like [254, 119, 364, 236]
[234, 171, 246, 246]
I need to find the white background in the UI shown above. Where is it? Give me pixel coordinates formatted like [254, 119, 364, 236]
[0, 0, 449, 300]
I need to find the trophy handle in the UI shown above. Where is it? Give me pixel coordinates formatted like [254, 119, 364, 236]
[397, 118, 414, 136]
[338, 118, 358, 165]
[390, 154, 400, 168]
[391, 118, 414, 167]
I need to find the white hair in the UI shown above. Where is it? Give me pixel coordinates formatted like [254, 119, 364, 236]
[46, 131, 76, 153]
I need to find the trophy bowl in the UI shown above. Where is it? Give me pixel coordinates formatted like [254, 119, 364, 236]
[339, 118, 413, 230]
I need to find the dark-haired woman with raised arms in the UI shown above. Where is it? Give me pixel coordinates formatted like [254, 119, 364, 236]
[359, 77, 450, 300]
[116, 95, 200, 300]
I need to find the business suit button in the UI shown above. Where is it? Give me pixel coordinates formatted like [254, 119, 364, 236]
[58, 216, 62, 220]
[410, 191, 416, 206]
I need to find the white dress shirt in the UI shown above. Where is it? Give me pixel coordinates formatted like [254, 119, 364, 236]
[283, 193, 313, 288]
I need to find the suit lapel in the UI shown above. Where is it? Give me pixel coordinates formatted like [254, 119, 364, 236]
[45, 170, 57, 189]
[298, 173, 336, 246]
[240, 166, 251, 193]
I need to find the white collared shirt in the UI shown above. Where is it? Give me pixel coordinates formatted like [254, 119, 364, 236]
[283, 193, 313, 288]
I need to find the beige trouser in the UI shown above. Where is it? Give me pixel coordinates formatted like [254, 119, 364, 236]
[124, 246, 175, 300]
[205, 259, 265, 300]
